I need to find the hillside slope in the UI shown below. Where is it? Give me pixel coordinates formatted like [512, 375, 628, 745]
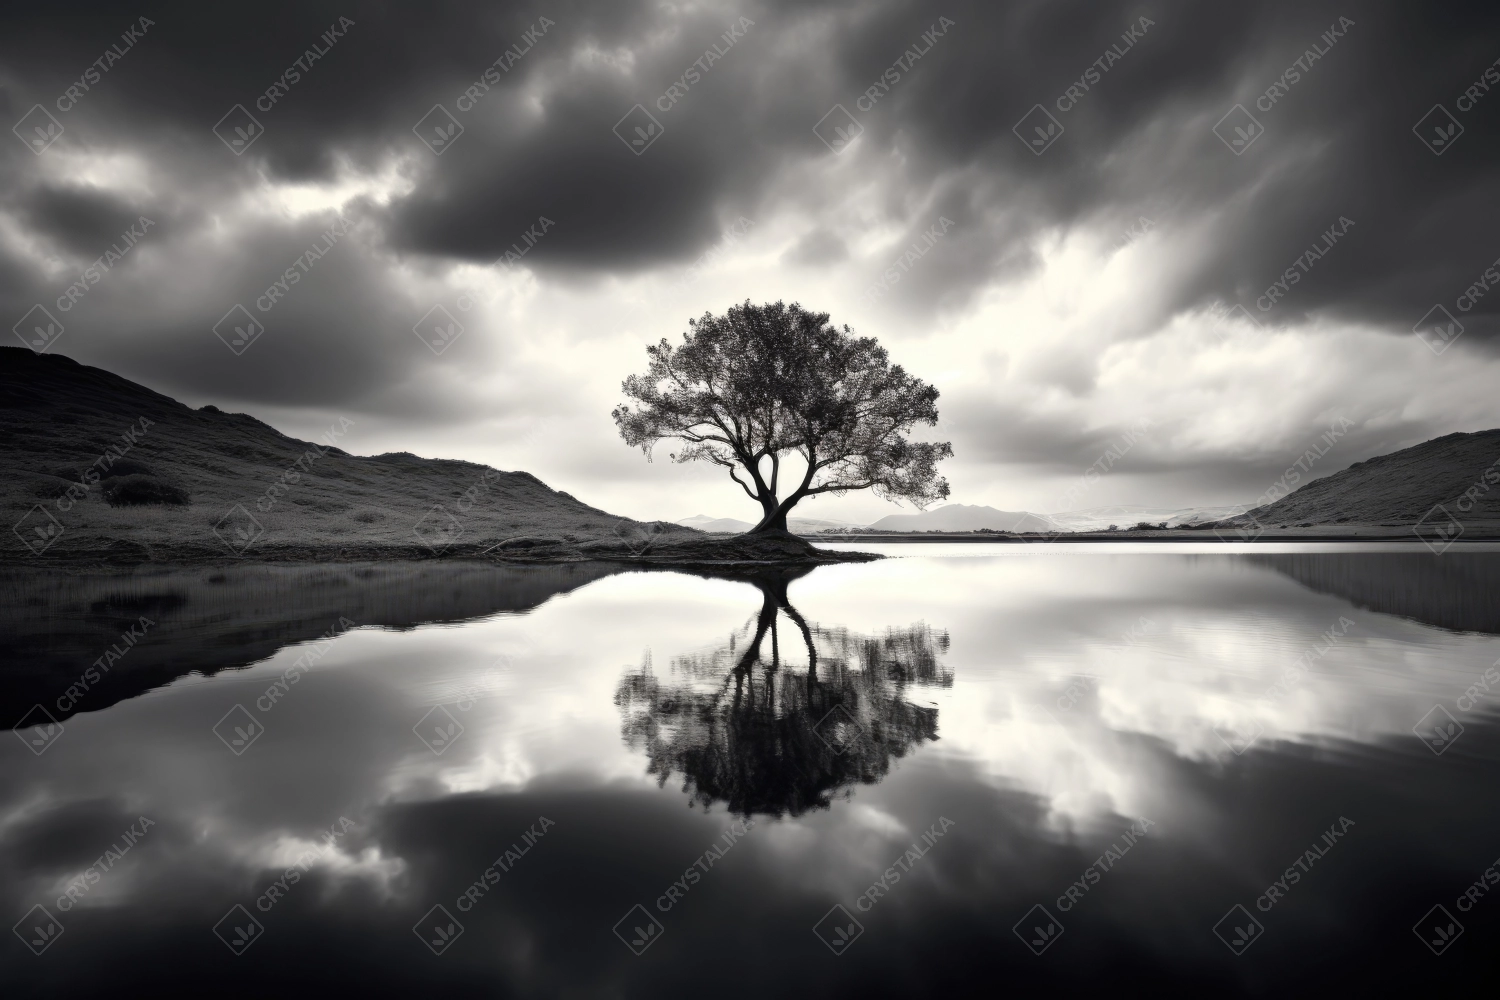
[1239, 430, 1500, 527]
[1, 347, 693, 563]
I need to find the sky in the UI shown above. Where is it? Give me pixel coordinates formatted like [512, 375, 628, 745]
[3, 0, 1500, 525]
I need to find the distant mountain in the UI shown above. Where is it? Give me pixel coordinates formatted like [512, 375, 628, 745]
[1047, 504, 1254, 532]
[866, 504, 1055, 533]
[1234, 430, 1500, 526]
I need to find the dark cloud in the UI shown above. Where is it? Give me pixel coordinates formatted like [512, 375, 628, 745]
[2, 0, 1499, 513]
[5, 0, 1499, 324]
[15, 184, 152, 258]
[781, 229, 848, 267]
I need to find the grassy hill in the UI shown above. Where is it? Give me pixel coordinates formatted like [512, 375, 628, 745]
[1, 347, 697, 564]
[1237, 430, 1500, 528]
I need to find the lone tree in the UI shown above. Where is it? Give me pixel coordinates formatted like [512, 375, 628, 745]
[613, 301, 952, 534]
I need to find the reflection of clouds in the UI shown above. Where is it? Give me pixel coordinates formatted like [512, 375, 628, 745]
[369, 580, 741, 802]
[3, 551, 1500, 930]
[244, 833, 407, 898]
[427, 750, 538, 796]
[797, 550, 1500, 828]
[1042, 609, 1500, 762]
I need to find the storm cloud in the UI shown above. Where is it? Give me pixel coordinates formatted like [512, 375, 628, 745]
[3, 0, 1499, 520]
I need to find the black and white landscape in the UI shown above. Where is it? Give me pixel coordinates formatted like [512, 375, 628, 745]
[4, 2, 1500, 996]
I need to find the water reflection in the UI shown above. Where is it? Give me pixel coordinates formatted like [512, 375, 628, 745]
[615, 568, 952, 816]
[1251, 550, 1500, 634]
[0, 561, 624, 725]
[3, 547, 1500, 996]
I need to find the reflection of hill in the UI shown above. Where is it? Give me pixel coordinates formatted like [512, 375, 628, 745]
[0, 561, 623, 726]
[1250, 552, 1500, 635]
[615, 570, 952, 817]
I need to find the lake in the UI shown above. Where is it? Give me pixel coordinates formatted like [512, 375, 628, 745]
[4, 543, 1500, 996]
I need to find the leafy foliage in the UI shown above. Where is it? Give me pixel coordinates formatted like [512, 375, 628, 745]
[613, 301, 951, 532]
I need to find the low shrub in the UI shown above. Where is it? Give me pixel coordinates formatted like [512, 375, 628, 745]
[102, 458, 155, 479]
[102, 474, 190, 506]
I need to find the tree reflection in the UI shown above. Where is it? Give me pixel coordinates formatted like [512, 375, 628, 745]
[614, 569, 952, 817]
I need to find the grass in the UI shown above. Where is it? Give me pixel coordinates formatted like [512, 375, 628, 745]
[1, 348, 871, 566]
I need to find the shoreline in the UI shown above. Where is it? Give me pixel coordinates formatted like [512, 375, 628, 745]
[0, 533, 883, 571]
[10, 526, 1499, 570]
[802, 529, 1499, 544]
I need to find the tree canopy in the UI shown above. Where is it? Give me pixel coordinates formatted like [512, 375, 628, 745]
[612, 301, 952, 533]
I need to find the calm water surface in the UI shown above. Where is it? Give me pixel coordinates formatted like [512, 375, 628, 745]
[4, 544, 1500, 996]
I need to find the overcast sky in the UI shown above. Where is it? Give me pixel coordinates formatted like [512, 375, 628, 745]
[4, 0, 1500, 523]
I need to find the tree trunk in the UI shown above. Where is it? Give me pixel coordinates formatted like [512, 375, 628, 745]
[749, 508, 790, 534]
